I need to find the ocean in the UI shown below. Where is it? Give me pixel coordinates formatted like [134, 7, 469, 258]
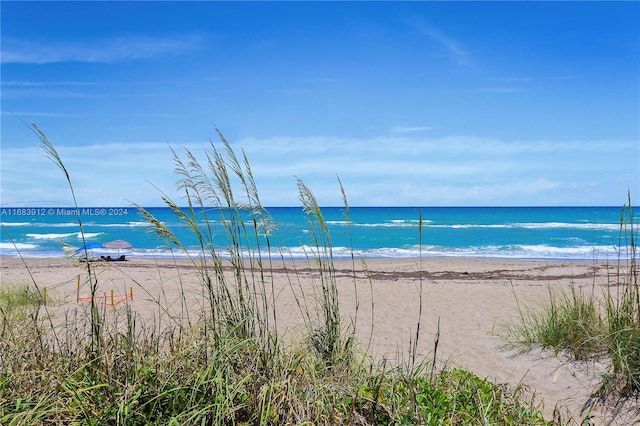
[1, 206, 637, 261]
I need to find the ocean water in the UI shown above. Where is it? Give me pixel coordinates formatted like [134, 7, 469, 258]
[1, 206, 638, 261]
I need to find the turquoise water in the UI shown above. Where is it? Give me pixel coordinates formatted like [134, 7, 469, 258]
[1, 206, 637, 260]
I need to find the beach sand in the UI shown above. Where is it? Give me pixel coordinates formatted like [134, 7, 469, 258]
[1, 256, 637, 424]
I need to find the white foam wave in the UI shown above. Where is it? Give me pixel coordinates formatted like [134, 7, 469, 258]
[517, 222, 621, 230]
[261, 244, 623, 260]
[326, 219, 429, 227]
[26, 232, 103, 240]
[323, 221, 620, 230]
[427, 222, 621, 231]
[412, 244, 621, 260]
[27, 232, 75, 240]
[94, 222, 153, 228]
[0, 242, 38, 250]
[432, 224, 510, 229]
[82, 233, 102, 239]
[0, 222, 81, 228]
[2, 242, 632, 261]
[389, 219, 430, 224]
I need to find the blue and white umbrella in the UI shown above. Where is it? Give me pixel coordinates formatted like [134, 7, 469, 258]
[65, 242, 103, 257]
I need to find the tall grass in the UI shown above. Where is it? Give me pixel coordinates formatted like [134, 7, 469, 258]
[504, 196, 640, 399]
[296, 177, 356, 367]
[20, 120, 105, 370]
[602, 198, 639, 396]
[136, 139, 278, 344]
[0, 123, 558, 424]
[505, 284, 605, 361]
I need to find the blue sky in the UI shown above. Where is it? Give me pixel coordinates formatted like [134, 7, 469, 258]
[1, 1, 638, 207]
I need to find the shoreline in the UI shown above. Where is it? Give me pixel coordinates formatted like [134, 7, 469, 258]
[1, 256, 635, 424]
[0, 253, 612, 262]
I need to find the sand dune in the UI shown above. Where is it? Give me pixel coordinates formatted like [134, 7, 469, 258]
[1, 256, 637, 424]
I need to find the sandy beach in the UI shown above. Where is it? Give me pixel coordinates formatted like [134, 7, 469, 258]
[1, 256, 637, 424]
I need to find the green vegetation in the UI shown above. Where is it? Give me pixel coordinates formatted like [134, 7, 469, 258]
[0, 284, 46, 327]
[505, 284, 605, 361]
[0, 284, 43, 310]
[504, 197, 639, 399]
[0, 123, 556, 424]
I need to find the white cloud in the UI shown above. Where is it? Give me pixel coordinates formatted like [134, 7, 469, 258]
[1, 144, 179, 206]
[1, 80, 105, 87]
[2, 34, 204, 64]
[423, 28, 465, 56]
[391, 125, 435, 133]
[1, 135, 637, 207]
[1, 111, 78, 118]
[415, 21, 468, 65]
[470, 87, 524, 94]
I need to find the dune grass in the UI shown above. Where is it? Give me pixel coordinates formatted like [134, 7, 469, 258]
[505, 284, 605, 361]
[0, 284, 43, 310]
[504, 197, 640, 399]
[0, 123, 557, 424]
[601, 200, 640, 397]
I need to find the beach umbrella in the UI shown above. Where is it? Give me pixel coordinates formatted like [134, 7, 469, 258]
[77, 243, 103, 251]
[67, 242, 103, 257]
[102, 239, 133, 251]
